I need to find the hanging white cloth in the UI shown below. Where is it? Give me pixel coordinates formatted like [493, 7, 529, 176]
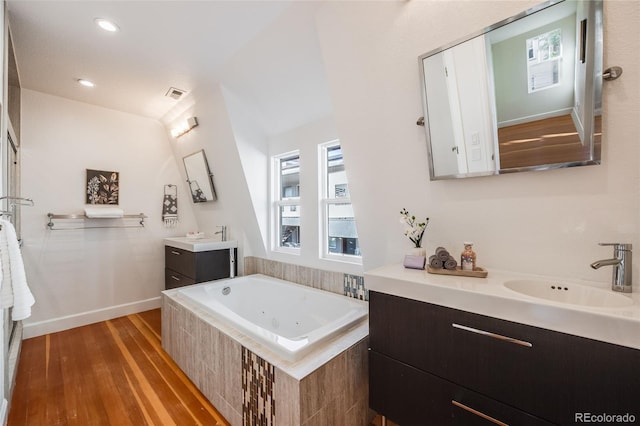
[0, 219, 35, 320]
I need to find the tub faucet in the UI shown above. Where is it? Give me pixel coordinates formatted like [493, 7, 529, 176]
[215, 225, 227, 242]
[590, 243, 632, 293]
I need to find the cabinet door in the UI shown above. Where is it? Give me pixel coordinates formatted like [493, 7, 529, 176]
[562, 334, 640, 424]
[369, 291, 452, 377]
[194, 249, 232, 282]
[370, 350, 552, 426]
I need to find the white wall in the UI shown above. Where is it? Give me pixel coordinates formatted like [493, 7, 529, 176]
[267, 115, 363, 276]
[163, 83, 266, 273]
[18, 0, 640, 339]
[20, 90, 198, 337]
[315, 0, 640, 288]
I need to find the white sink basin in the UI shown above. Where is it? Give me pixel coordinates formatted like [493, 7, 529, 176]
[504, 279, 634, 308]
[164, 237, 238, 252]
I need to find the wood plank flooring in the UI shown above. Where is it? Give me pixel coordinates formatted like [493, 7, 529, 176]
[498, 114, 602, 169]
[8, 309, 230, 426]
[9, 309, 389, 426]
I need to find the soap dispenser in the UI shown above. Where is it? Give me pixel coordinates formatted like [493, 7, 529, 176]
[461, 242, 476, 271]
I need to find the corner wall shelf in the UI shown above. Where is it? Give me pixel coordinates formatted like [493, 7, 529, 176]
[47, 213, 147, 230]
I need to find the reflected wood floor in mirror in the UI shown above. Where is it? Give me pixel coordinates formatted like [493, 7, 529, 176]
[498, 114, 602, 169]
[8, 309, 230, 426]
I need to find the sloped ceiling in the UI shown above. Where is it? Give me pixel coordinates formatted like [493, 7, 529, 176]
[7, 0, 333, 134]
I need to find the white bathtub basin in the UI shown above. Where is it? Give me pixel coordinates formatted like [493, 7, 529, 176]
[176, 274, 368, 361]
[503, 279, 634, 308]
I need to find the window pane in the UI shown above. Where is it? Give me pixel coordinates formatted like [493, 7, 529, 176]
[280, 205, 300, 248]
[326, 145, 349, 198]
[280, 155, 300, 200]
[327, 203, 359, 255]
[526, 28, 562, 93]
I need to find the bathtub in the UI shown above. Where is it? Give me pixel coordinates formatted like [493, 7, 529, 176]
[176, 273, 368, 361]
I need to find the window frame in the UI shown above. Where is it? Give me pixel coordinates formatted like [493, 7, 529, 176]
[319, 140, 362, 264]
[271, 150, 301, 255]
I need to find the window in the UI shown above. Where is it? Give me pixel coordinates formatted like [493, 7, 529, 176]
[273, 152, 300, 251]
[526, 28, 562, 93]
[320, 141, 360, 261]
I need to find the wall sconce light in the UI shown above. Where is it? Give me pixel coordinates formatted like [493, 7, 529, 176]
[171, 117, 199, 138]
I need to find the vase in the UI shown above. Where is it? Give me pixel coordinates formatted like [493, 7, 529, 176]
[407, 247, 426, 257]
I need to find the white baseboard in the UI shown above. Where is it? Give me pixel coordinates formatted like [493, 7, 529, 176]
[22, 297, 162, 339]
[571, 107, 585, 144]
[497, 107, 573, 128]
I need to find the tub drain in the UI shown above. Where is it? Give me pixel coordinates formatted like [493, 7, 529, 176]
[222, 286, 231, 296]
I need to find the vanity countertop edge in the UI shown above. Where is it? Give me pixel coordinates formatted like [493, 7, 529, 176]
[164, 237, 238, 252]
[364, 263, 640, 350]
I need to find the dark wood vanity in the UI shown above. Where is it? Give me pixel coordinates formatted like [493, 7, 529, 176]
[369, 291, 640, 425]
[164, 238, 237, 289]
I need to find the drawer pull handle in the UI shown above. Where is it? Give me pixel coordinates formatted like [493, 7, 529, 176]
[170, 251, 181, 255]
[171, 275, 181, 281]
[452, 323, 533, 348]
[452, 400, 509, 426]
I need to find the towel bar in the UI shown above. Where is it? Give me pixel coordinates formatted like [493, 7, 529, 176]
[47, 213, 147, 230]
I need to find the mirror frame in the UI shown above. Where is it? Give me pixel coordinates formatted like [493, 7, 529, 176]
[418, 0, 603, 180]
[183, 149, 217, 203]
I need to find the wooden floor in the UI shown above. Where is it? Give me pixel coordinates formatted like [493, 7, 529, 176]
[9, 309, 390, 426]
[498, 114, 601, 169]
[8, 309, 230, 426]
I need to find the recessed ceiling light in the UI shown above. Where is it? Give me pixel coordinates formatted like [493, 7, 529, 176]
[94, 18, 120, 32]
[77, 79, 95, 88]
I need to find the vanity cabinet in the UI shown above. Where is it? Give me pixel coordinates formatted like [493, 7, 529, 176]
[164, 245, 236, 289]
[369, 291, 640, 425]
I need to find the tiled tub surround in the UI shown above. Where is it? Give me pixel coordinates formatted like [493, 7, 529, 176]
[244, 256, 368, 301]
[162, 290, 369, 425]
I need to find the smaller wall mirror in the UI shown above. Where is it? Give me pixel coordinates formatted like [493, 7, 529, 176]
[183, 150, 217, 203]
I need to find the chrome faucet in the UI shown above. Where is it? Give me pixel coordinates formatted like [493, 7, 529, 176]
[215, 225, 227, 242]
[590, 243, 632, 293]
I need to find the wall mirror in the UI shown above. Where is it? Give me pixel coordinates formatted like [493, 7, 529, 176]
[183, 150, 217, 203]
[419, 0, 602, 180]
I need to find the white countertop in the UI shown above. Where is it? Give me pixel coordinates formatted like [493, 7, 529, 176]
[365, 264, 640, 350]
[164, 237, 238, 252]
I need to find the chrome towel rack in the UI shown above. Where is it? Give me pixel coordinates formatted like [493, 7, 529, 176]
[47, 213, 147, 230]
[0, 196, 34, 206]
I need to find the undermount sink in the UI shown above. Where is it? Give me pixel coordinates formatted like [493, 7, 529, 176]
[503, 279, 634, 308]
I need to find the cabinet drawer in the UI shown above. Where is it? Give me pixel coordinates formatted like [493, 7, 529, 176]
[370, 350, 552, 426]
[447, 308, 570, 422]
[165, 269, 196, 289]
[369, 291, 567, 422]
[165, 246, 196, 278]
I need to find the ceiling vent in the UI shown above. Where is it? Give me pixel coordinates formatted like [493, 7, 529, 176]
[165, 87, 187, 100]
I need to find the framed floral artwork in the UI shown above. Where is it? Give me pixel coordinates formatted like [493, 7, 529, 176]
[86, 169, 119, 205]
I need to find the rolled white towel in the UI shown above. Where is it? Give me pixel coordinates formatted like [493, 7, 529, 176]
[84, 206, 124, 218]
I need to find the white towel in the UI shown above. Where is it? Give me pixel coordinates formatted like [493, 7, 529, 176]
[84, 206, 124, 218]
[0, 219, 35, 321]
